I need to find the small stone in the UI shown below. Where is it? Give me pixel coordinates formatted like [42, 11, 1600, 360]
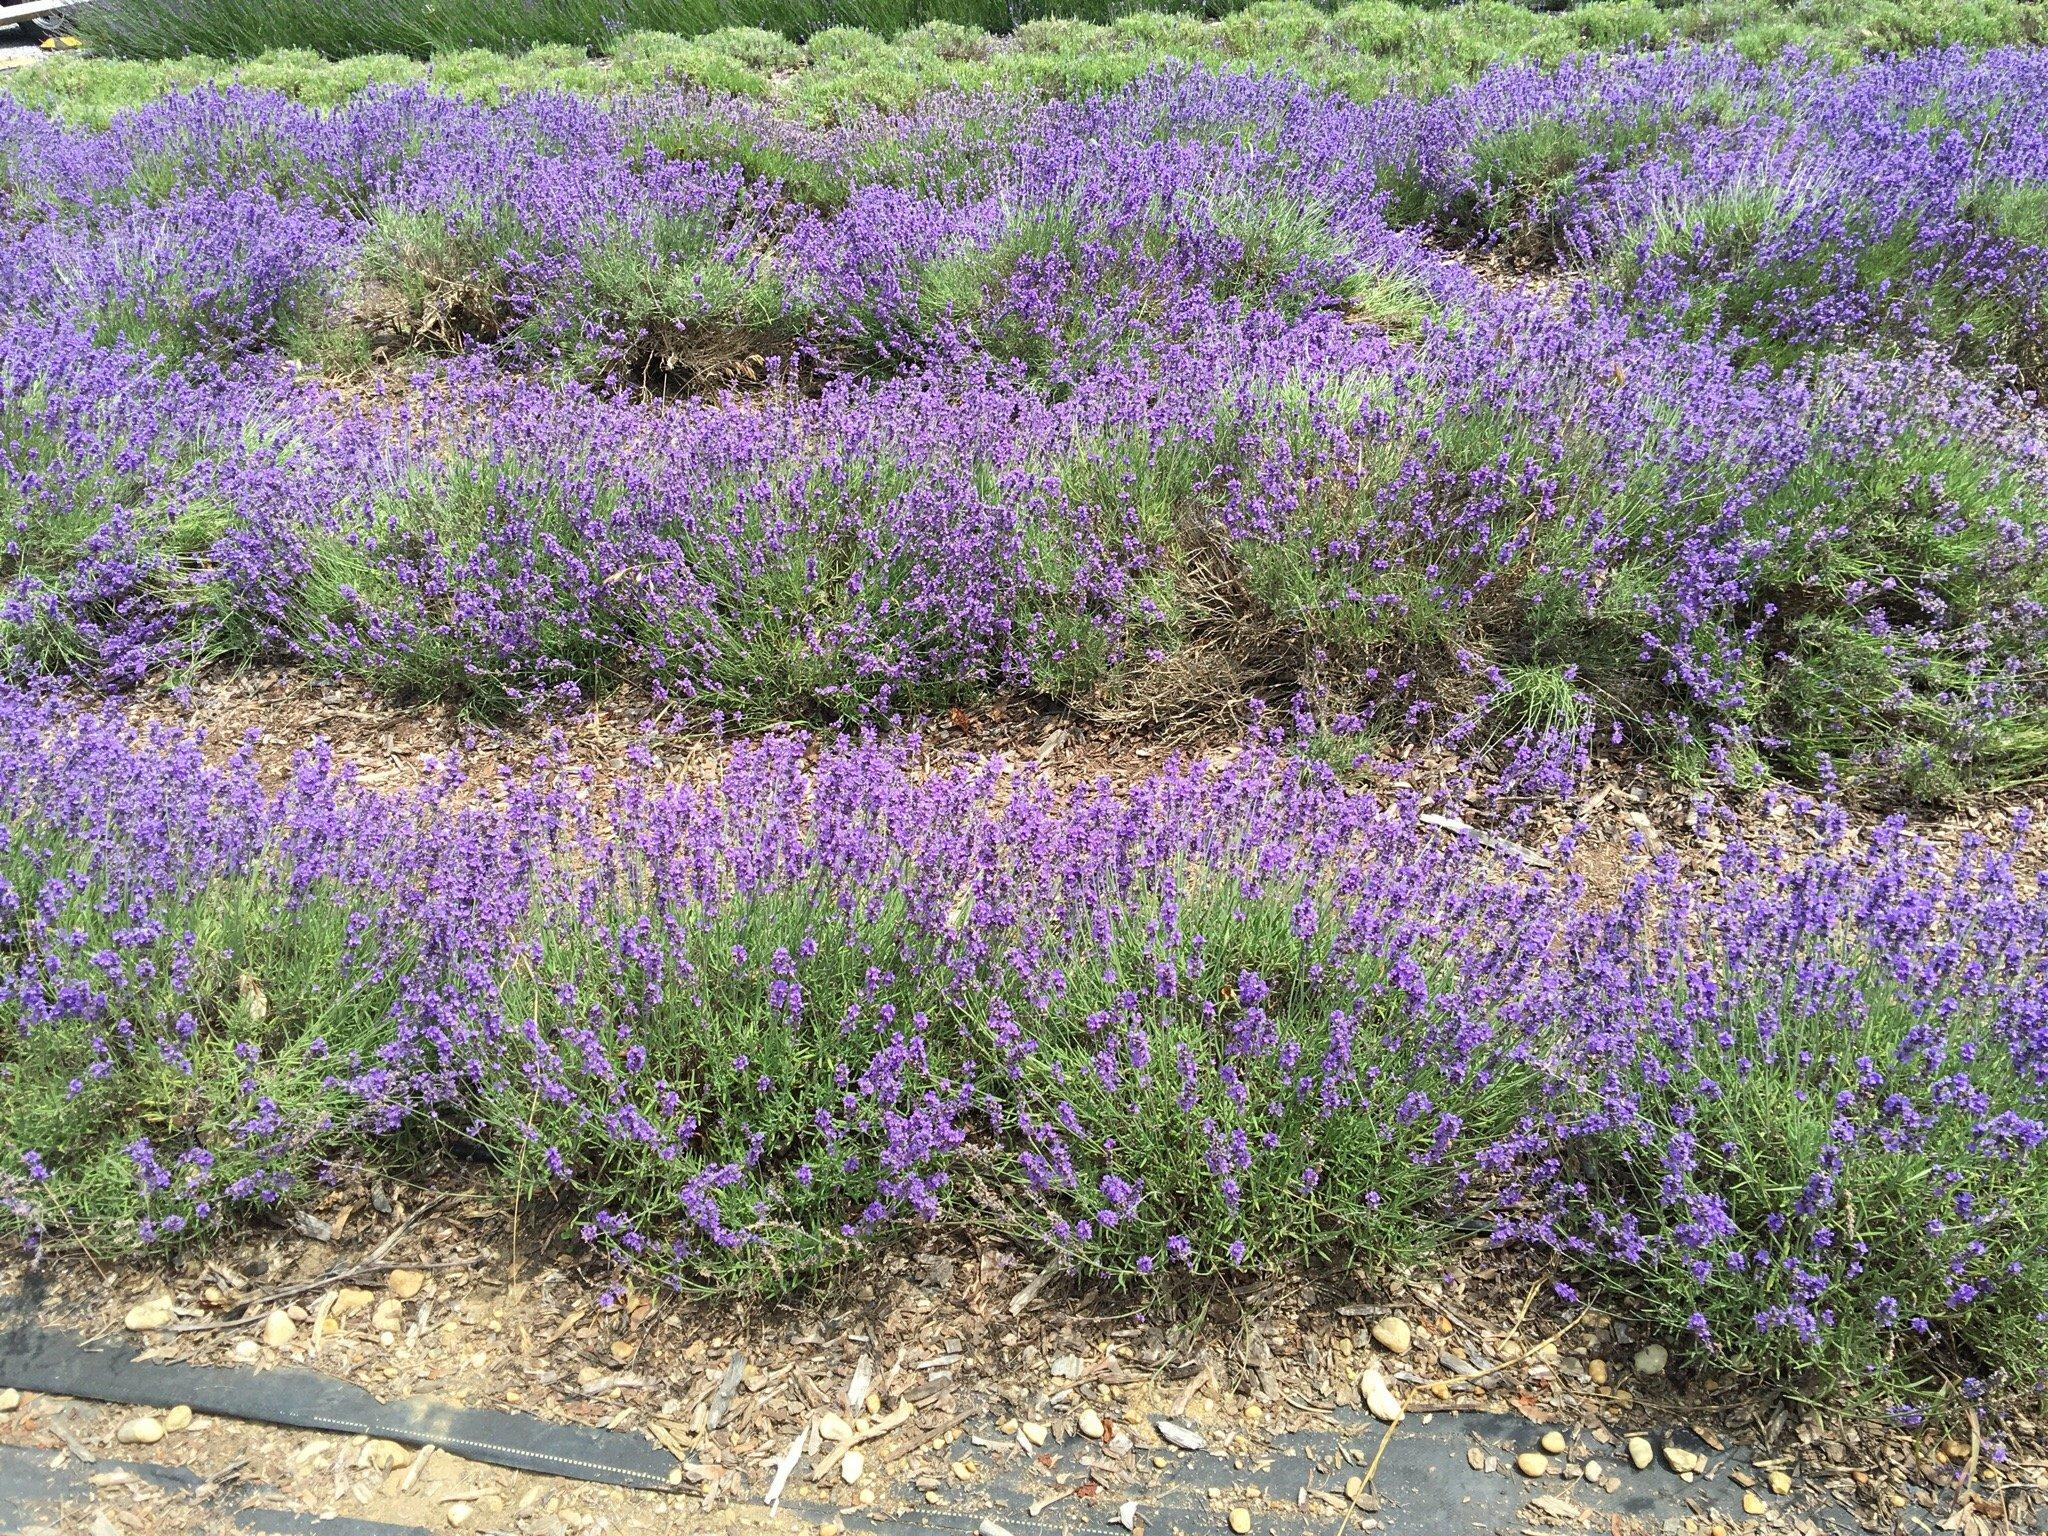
[367, 1440, 411, 1471]
[161, 1405, 192, 1433]
[116, 1416, 164, 1445]
[445, 1503, 472, 1529]
[1019, 1420, 1048, 1448]
[819, 1413, 854, 1443]
[1360, 1368, 1403, 1425]
[1516, 1452, 1549, 1478]
[1767, 1471, 1792, 1496]
[333, 1288, 374, 1317]
[1743, 1492, 1766, 1516]
[1583, 1460, 1602, 1482]
[1628, 1436, 1654, 1470]
[231, 1339, 261, 1365]
[841, 1450, 865, 1485]
[1077, 1406, 1106, 1441]
[386, 1269, 427, 1300]
[1370, 1316, 1412, 1356]
[1465, 1448, 1484, 1472]
[977, 1523, 1015, 1536]
[124, 1299, 175, 1333]
[262, 1310, 297, 1348]
[1539, 1431, 1566, 1456]
[1157, 1420, 1206, 1451]
[1228, 1507, 1252, 1534]
[1349, 1474, 1367, 1499]
[1663, 1444, 1699, 1476]
[1633, 1345, 1668, 1377]
[1588, 1359, 1609, 1386]
[0, 1388, 19, 1413]
[372, 1299, 405, 1334]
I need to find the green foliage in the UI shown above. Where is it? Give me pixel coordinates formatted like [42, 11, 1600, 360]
[352, 196, 796, 389]
[19, 0, 2044, 126]
[1751, 412, 2048, 796]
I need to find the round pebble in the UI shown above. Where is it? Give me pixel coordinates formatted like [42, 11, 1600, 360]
[0, 1388, 19, 1413]
[1583, 1460, 1602, 1482]
[1077, 1406, 1106, 1441]
[386, 1269, 427, 1300]
[841, 1450, 866, 1485]
[1360, 1368, 1404, 1426]
[333, 1287, 373, 1317]
[231, 1339, 261, 1365]
[1516, 1452, 1549, 1478]
[116, 1416, 164, 1446]
[445, 1503, 472, 1529]
[162, 1404, 192, 1433]
[261, 1310, 297, 1348]
[1633, 1344, 1668, 1377]
[1370, 1315, 1412, 1356]
[1539, 1431, 1566, 1456]
[1227, 1507, 1252, 1534]
[1627, 1436, 1655, 1470]
[124, 1299, 174, 1333]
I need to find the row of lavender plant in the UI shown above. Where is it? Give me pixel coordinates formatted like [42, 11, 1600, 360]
[7, 58, 2048, 788]
[1380, 44, 2048, 382]
[1, 689, 2041, 1396]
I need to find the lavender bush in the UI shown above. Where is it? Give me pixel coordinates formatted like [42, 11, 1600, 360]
[0, 693, 2041, 1398]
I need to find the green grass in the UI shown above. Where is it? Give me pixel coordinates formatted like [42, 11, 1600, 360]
[14, 0, 2045, 128]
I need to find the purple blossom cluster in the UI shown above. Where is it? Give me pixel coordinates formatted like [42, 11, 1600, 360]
[0, 691, 2041, 1392]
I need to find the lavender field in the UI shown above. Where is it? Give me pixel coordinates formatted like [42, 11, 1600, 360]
[4, 29, 2048, 1410]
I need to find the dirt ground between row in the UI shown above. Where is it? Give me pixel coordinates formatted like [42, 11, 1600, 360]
[3, 1160, 2043, 1536]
